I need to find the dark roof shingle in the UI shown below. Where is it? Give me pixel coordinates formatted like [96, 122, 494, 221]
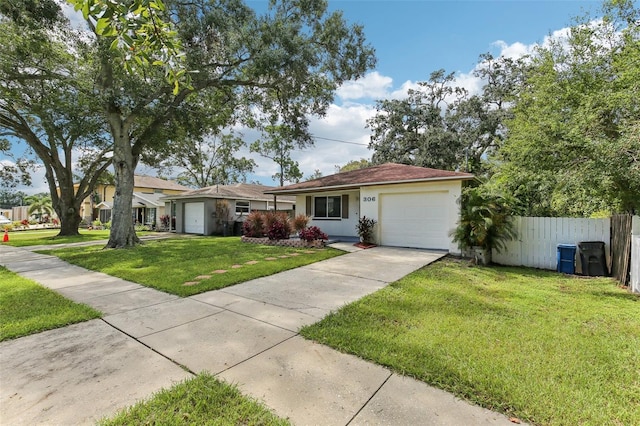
[161, 183, 295, 203]
[267, 163, 474, 194]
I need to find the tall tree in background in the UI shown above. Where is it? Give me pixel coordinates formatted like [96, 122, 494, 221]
[251, 125, 305, 187]
[367, 70, 465, 171]
[336, 158, 371, 173]
[156, 133, 256, 188]
[491, 0, 640, 216]
[367, 56, 526, 174]
[305, 169, 323, 181]
[77, 0, 375, 248]
[449, 54, 528, 173]
[0, 190, 28, 209]
[0, 2, 113, 235]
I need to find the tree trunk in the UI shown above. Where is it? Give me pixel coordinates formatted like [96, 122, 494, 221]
[55, 197, 82, 236]
[106, 120, 140, 248]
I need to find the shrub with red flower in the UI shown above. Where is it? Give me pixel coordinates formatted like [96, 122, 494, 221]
[266, 220, 289, 240]
[298, 226, 328, 242]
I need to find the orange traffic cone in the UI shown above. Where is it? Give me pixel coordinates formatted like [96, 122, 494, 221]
[3, 229, 8, 243]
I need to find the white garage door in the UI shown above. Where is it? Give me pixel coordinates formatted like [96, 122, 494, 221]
[184, 202, 204, 234]
[380, 192, 450, 250]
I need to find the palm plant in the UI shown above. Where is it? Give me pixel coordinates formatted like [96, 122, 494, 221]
[451, 187, 518, 261]
[26, 194, 54, 223]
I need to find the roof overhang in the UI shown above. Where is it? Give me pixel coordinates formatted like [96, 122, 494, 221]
[160, 194, 294, 203]
[265, 175, 476, 196]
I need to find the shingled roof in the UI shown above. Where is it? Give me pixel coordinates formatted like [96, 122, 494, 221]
[266, 163, 474, 194]
[161, 183, 295, 203]
[134, 175, 191, 191]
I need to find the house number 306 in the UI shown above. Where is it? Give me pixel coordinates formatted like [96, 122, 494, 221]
[363, 196, 376, 202]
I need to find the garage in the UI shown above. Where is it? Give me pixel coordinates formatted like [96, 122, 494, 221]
[184, 202, 204, 234]
[379, 191, 450, 250]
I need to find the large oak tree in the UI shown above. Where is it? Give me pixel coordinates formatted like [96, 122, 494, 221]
[83, 0, 375, 247]
[367, 55, 526, 175]
[0, 2, 113, 235]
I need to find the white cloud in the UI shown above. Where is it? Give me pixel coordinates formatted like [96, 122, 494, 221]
[336, 71, 393, 100]
[239, 102, 375, 184]
[492, 40, 536, 59]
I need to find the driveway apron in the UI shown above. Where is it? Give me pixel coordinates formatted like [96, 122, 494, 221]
[0, 243, 516, 425]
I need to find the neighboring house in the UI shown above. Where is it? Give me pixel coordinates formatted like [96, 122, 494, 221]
[161, 183, 295, 235]
[266, 163, 474, 253]
[81, 175, 191, 228]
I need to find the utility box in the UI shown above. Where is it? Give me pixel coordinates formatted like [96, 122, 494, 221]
[557, 244, 577, 274]
[578, 241, 608, 276]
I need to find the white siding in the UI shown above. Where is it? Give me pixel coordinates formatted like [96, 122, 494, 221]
[304, 191, 359, 237]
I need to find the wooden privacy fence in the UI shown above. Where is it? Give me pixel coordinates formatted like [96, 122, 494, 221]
[492, 217, 611, 274]
[611, 215, 632, 287]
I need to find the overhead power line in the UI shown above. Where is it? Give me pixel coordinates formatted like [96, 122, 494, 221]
[311, 135, 369, 147]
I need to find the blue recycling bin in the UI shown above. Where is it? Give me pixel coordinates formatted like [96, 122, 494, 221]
[557, 244, 577, 274]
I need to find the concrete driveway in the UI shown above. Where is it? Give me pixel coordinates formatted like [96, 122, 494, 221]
[0, 243, 516, 425]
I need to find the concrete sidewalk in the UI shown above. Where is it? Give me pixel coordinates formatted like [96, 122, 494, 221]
[0, 242, 516, 425]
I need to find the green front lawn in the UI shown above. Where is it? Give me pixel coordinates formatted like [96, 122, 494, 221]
[0, 267, 101, 341]
[3, 229, 147, 247]
[42, 237, 342, 296]
[301, 258, 640, 426]
[102, 373, 289, 426]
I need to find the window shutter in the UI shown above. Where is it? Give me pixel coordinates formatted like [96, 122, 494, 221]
[306, 196, 312, 215]
[342, 194, 349, 219]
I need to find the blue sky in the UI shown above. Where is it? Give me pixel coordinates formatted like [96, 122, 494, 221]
[325, 0, 599, 86]
[4, 0, 604, 193]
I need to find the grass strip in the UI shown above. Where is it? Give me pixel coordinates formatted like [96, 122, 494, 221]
[0, 267, 101, 341]
[41, 237, 342, 296]
[3, 229, 147, 247]
[301, 258, 640, 426]
[101, 373, 289, 426]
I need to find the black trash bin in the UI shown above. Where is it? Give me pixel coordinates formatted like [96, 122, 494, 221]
[233, 221, 243, 236]
[578, 241, 608, 276]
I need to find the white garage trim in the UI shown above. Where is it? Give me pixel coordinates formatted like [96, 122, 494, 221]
[184, 202, 204, 234]
[379, 191, 450, 250]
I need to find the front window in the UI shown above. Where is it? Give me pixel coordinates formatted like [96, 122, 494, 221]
[236, 200, 250, 215]
[314, 196, 341, 218]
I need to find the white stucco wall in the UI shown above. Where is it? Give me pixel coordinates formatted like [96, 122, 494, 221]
[296, 191, 360, 237]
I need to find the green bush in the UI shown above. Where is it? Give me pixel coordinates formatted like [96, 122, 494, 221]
[451, 187, 518, 253]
